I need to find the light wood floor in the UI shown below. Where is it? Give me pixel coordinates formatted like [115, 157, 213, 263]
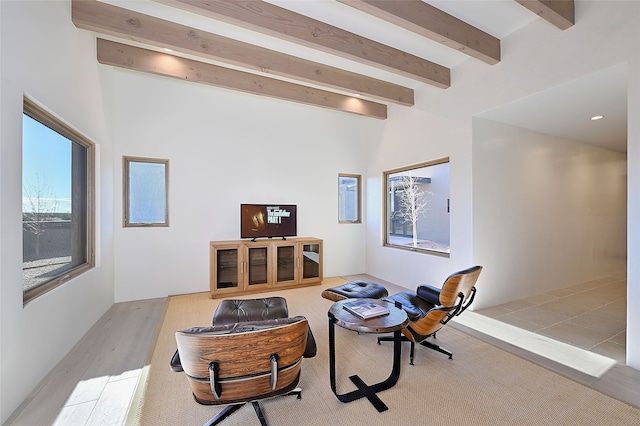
[4, 276, 640, 425]
[3, 298, 167, 426]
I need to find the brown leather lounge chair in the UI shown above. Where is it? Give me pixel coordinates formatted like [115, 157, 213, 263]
[378, 265, 482, 365]
[171, 297, 316, 426]
[171, 315, 312, 426]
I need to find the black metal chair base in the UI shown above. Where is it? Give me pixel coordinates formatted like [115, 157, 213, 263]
[377, 334, 453, 365]
[203, 389, 302, 426]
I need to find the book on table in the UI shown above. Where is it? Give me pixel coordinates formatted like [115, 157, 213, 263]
[343, 300, 390, 319]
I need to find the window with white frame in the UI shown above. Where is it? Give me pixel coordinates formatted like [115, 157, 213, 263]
[22, 97, 95, 304]
[384, 158, 450, 256]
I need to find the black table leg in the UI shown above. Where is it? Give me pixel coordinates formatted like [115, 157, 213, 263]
[328, 313, 402, 412]
[329, 312, 338, 395]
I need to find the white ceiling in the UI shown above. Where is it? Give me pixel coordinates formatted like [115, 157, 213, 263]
[477, 63, 628, 153]
[108, 0, 628, 153]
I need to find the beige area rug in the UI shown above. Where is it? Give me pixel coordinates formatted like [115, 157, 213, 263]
[130, 277, 640, 425]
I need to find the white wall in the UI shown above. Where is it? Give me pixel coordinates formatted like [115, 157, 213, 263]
[365, 83, 479, 289]
[364, 1, 640, 368]
[472, 119, 626, 307]
[109, 61, 373, 301]
[0, 1, 114, 423]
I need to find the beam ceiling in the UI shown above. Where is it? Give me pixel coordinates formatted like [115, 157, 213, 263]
[515, 0, 575, 30]
[96, 38, 388, 119]
[336, 0, 501, 65]
[71, 0, 414, 108]
[154, 0, 450, 87]
[71, 0, 575, 119]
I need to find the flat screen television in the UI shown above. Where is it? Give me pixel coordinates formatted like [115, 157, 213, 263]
[241, 204, 297, 240]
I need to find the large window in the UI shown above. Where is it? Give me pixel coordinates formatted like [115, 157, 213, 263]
[123, 156, 169, 227]
[22, 98, 95, 304]
[384, 158, 450, 256]
[338, 173, 361, 223]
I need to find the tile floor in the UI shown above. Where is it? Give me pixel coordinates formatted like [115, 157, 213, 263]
[475, 274, 627, 364]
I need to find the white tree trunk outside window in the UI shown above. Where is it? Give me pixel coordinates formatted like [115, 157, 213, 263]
[394, 174, 432, 248]
[23, 174, 59, 258]
[385, 159, 450, 254]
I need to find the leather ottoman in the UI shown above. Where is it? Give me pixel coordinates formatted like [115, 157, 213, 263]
[321, 280, 388, 302]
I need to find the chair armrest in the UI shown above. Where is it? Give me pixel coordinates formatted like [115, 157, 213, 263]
[384, 292, 433, 321]
[304, 328, 317, 358]
[416, 285, 441, 305]
[458, 286, 477, 314]
[170, 349, 183, 372]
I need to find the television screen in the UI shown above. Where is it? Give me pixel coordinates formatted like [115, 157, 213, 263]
[241, 204, 297, 240]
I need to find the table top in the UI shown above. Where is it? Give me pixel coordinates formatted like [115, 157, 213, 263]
[329, 298, 408, 334]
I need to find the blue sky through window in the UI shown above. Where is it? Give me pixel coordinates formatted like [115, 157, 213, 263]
[22, 114, 72, 214]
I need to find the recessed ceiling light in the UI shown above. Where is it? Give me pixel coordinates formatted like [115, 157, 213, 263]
[591, 115, 604, 121]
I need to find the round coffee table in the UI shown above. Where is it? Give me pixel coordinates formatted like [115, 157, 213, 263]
[328, 298, 408, 412]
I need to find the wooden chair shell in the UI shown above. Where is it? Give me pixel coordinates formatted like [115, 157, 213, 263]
[175, 318, 308, 405]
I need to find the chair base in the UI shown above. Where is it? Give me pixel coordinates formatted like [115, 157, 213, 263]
[377, 334, 453, 365]
[204, 388, 302, 426]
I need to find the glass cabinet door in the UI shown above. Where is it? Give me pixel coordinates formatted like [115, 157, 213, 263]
[247, 246, 269, 286]
[215, 247, 240, 290]
[301, 242, 322, 281]
[275, 244, 296, 284]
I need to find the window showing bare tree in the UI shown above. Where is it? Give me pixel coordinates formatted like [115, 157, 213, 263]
[23, 174, 59, 258]
[392, 173, 433, 248]
[385, 158, 450, 255]
[22, 97, 95, 304]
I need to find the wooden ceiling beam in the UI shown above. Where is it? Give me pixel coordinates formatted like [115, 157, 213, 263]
[96, 39, 387, 119]
[337, 0, 500, 65]
[71, 0, 413, 107]
[153, 0, 450, 88]
[516, 0, 575, 30]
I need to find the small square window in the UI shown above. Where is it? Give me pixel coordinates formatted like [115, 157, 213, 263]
[123, 157, 169, 227]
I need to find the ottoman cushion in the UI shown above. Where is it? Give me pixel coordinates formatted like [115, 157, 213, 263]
[321, 280, 388, 302]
